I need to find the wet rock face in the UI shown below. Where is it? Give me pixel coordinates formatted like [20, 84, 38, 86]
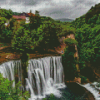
[80, 67, 97, 82]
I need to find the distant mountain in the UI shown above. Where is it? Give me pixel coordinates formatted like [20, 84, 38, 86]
[54, 18, 74, 22]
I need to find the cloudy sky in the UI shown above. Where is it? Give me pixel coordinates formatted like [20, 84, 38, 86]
[0, 0, 100, 19]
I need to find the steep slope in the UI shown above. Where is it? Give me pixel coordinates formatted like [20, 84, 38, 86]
[71, 3, 100, 79]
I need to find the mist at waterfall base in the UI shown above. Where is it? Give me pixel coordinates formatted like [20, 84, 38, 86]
[0, 56, 99, 100]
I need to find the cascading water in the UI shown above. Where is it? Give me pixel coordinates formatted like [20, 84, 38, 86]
[0, 56, 66, 100]
[80, 82, 100, 100]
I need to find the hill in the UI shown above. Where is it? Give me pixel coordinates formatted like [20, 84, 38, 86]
[72, 3, 100, 27]
[71, 3, 100, 78]
[85, 3, 100, 23]
[55, 18, 74, 22]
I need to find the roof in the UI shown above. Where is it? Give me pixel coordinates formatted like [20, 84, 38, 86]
[20, 13, 29, 17]
[13, 15, 26, 20]
[27, 13, 35, 16]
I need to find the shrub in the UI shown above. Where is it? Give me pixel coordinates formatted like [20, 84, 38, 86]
[0, 73, 30, 100]
[80, 75, 88, 83]
[62, 46, 77, 80]
[43, 94, 56, 100]
[64, 38, 78, 46]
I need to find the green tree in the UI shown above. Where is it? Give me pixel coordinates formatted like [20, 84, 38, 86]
[35, 10, 40, 16]
[37, 22, 60, 51]
[9, 18, 16, 30]
[12, 26, 33, 53]
[71, 3, 100, 69]
[29, 10, 41, 30]
[62, 38, 78, 80]
[64, 38, 78, 46]
[2, 28, 13, 43]
[0, 17, 6, 42]
[11, 25, 43, 90]
[57, 23, 75, 37]
[12, 26, 32, 90]
[0, 9, 12, 19]
[0, 73, 30, 100]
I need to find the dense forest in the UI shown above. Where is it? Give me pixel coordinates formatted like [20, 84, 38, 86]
[0, 8, 75, 52]
[71, 3, 100, 69]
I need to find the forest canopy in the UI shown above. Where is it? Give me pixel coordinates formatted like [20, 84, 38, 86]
[0, 8, 75, 54]
[71, 3, 100, 68]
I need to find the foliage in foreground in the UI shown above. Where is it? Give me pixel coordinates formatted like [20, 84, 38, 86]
[43, 94, 56, 100]
[0, 9, 12, 19]
[0, 73, 30, 100]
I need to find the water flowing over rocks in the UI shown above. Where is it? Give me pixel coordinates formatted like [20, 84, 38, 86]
[0, 56, 66, 100]
[0, 56, 96, 100]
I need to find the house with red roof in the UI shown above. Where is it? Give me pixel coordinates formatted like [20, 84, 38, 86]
[12, 13, 36, 23]
[13, 15, 30, 23]
[5, 12, 36, 26]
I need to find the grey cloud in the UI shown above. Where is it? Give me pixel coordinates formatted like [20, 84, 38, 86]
[24, 0, 50, 5]
[72, 0, 97, 7]
[40, 4, 73, 19]
[40, 0, 100, 19]
[0, 0, 50, 5]
[7, 0, 37, 5]
[0, 0, 20, 5]
[0, 0, 100, 19]
[0, 0, 8, 4]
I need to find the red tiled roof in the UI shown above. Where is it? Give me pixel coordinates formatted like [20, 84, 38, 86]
[27, 13, 35, 16]
[13, 15, 26, 20]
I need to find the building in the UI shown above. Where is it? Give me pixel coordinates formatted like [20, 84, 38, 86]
[20, 13, 30, 23]
[27, 13, 35, 17]
[12, 15, 30, 23]
[5, 12, 36, 26]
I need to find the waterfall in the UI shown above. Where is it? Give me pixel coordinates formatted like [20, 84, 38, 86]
[0, 56, 66, 100]
[80, 82, 100, 100]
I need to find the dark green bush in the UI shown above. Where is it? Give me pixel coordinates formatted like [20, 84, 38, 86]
[64, 38, 78, 46]
[0, 73, 30, 100]
[80, 75, 88, 83]
[43, 94, 56, 100]
[62, 46, 77, 80]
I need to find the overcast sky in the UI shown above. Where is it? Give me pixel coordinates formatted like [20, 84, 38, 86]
[0, 0, 100, 19]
